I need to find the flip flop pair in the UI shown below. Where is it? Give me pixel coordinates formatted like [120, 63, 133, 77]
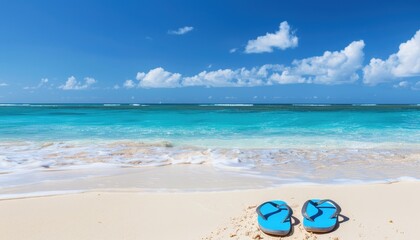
[256, 199, 341, 236]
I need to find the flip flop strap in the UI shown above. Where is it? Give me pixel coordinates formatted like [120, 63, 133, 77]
[256, 201, 292, 222]
[301, 199, 341, 222]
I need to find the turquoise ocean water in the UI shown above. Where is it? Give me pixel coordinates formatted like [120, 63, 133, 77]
[1, 104, 419, 144]
[0, 104, 419, 189]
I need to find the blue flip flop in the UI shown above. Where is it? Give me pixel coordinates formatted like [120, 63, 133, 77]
[301, 199, 341, 233]
[256, 200, 292, 236]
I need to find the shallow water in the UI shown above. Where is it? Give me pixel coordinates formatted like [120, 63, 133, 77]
[0, 104, 419, 191]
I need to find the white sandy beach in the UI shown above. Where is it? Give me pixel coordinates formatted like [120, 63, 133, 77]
[1, 0, 420, 238]
[0, 181, 418, 240]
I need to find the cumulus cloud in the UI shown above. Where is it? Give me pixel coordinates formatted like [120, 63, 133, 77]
[363, 30, 420, 85]
[183, 41, 364, 87]
[0, 83, 8, 87]
[24, 78, 50, 90]
[393, 80, 420, 90]
[183, 64, 283, 87]
[276, 40, 365, 85]
[136, 67, 182, 88]
[393, 81, 409, 88]
[125, 41, 365, 88]
[168, 26, 194, 35]
[40, 78, 49, 85]
[59, 76, 97, 90]
[412, 81, 420, 90]
[245, 21, 298, 53]
[123, 79, 136, 89]
[229, 48, 237, 53]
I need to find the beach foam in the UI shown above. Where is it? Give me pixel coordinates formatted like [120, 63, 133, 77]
[0, 140, 419, 189]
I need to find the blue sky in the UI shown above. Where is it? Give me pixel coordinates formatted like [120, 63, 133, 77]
[0, 0, 419, 103]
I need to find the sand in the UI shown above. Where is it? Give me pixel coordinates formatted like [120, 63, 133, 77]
[0, 182, 418, 240]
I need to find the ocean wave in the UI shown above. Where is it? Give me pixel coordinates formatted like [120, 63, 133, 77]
[0, 140, 419, 177]
[0, 140, 419, 196]
[292, 104, 332, 106]
[103, 104, 121, 106]
[29, 104, 61, 107]
[0, 104, 30, 107]
[213, 104, 254, 107]
[352, 104, 377, 106]
[130, 104, 149, 106]
[0, 104, 66, 107]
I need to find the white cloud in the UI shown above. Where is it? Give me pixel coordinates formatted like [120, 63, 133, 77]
[40, 78, 48, 84]
[245, 21, 298, 53]
[412, 81, 420, 90]
[113, 84, 120, 90]
[168, 26, 194, 35]
[126, 41, 365, 88]
[136, 67, 182, 88]
[269, 71, 306, 84]
[24, 78, 50, 90]
[59, 76, 97, 90]
[363, 30, 420, 85]
[229, 48, 237, 53]
[276, 40, 365, 85]
[123, 79, 135, 89]
[183, 64, 283, 87]
[393, 81, 409, 88]
[85, 77, 96, 85]
[0, 83, 8, 87]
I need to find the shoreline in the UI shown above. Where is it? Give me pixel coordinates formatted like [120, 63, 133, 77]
[1, 176, 420, 201]
[1, 164, 420, 200]
[0, 182, 418, 239]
